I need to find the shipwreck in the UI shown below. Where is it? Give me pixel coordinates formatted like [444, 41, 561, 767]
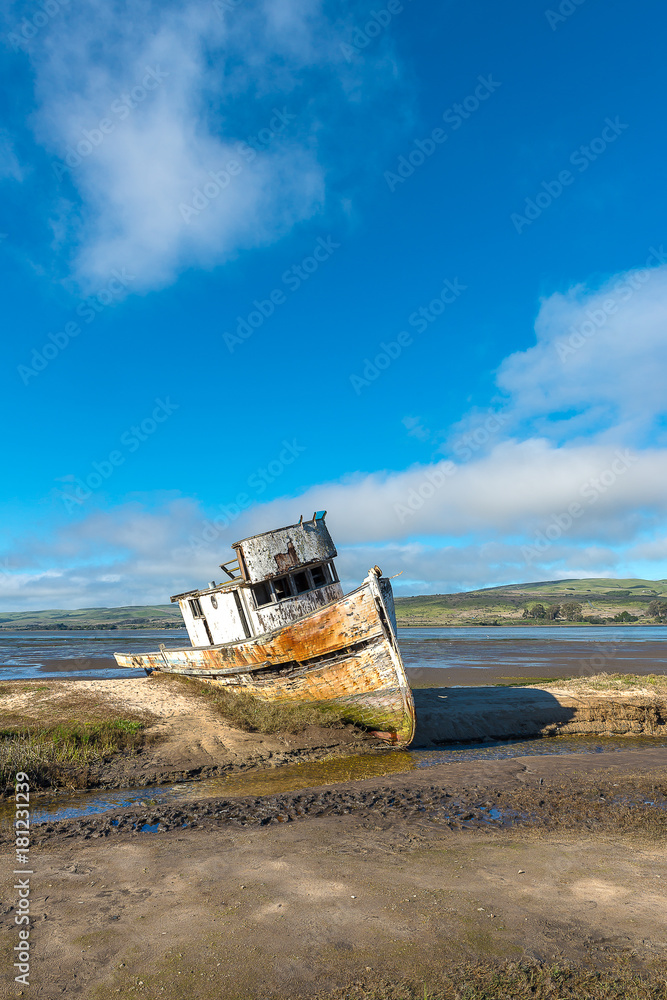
[114, 512, 415, 745]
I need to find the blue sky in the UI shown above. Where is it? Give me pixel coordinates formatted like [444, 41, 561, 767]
[2, 0, 667, 610]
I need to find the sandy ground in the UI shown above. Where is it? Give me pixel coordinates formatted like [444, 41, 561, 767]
[1, 678, 383, 791]
[3, 750, 666, 999]
[3, 677, 667, 796]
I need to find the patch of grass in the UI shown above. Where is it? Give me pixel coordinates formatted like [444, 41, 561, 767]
[538, 673, 667, 693]
[0, 680, 155, 729]
[0, 719, 146, 791]
[316, 960, 667, 999]
[493, 676, 565, 687]
[154, 672, 358, 734]
[0, 682, 26, 698]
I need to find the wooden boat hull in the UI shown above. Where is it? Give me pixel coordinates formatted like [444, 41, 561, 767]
[114, 573, 415, 745]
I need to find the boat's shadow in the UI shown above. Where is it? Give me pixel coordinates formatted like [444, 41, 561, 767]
[411, 686, 574, 745]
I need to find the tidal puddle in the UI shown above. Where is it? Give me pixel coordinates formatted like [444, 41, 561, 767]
[6, 732, 665, 828]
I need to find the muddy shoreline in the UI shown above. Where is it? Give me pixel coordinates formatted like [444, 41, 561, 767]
[3, 675, 666, 998]
[17, 748, 667, 846]
[3, 676, 667, 800]
[3, 750, 666, 998]
[0, 677, 390, 798]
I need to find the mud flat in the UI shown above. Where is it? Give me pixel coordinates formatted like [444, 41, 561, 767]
[2, 750, 666, 998]
[3, 679, 667, 997]
[404, 637, 667, 685]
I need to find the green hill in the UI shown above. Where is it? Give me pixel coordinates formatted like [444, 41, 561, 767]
[1, 578, 667, 629]
[394, 578, 667, 626]
[0, 605, 184, 630]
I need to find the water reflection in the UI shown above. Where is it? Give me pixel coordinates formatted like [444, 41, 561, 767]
[12, 733, 666, 826]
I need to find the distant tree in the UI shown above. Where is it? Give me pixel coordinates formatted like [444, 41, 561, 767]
[561, 601, 583, 621]
[613, 611, 639, 623]
[647, 600, 667, 621]
[545, 603, 561, 620]
[529, 603, 547, 619]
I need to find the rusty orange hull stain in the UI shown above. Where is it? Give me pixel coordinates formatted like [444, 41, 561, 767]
[115, 578, 415, 745]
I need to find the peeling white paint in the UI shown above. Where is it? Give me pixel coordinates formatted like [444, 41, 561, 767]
[175, 515, 344, 646]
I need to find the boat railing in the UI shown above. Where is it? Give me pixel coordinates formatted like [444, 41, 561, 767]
[219, 558, 243, 580]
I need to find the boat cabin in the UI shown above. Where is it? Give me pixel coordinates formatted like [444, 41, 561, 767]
[171, 511, 344, 646]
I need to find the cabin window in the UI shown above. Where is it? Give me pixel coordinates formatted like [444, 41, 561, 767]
[273, 576, 292, 600]
[310, 564, 329, 588]
[210, 595, 218, 609]
[189, 598, 204, 618]
[292, 571, 310, 594]
[252, 582, 272, 607]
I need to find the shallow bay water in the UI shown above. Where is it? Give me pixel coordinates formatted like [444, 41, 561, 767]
[1, 624, 667, 681]
[0, 628, 189, 680]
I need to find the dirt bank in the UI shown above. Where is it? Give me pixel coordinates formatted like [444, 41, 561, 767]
[3, 751, 666, 998]
[0, 678, 385, 794]
[413, 681, 667, 743]
[4, 677, 667, 797]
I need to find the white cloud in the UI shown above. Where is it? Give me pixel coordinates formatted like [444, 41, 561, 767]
[0, 129, 23, 181]
[496, 256, 667, 441]
[16, 0, 410, 291]
[225, 438, 665, 545]
[3, 435, 667, 608]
